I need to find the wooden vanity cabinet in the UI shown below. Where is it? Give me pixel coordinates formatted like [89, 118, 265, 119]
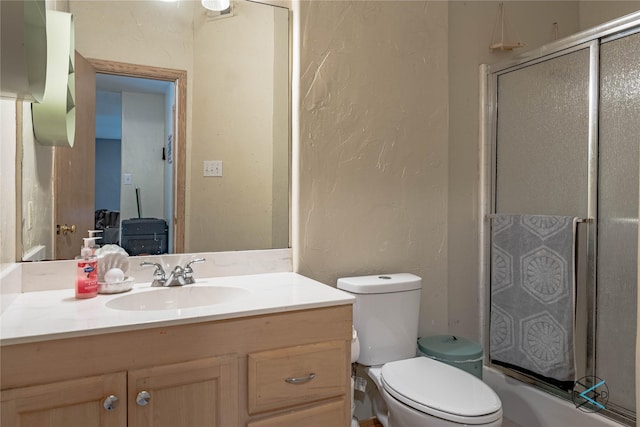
[0, 305, 352, 427]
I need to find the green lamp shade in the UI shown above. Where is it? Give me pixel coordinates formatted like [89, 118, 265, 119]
[0, 0, 48, 102]
[32, 10, 75, 147]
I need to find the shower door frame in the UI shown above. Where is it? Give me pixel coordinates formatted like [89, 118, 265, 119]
[479, 11, 640, 426]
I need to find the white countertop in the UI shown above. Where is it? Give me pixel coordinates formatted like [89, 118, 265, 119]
[1, 272, 354, 346]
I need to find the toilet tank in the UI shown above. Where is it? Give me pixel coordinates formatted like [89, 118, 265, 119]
[337, 273, 422, 366]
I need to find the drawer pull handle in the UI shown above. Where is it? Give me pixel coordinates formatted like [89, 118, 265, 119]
[285, 373, 316, 384]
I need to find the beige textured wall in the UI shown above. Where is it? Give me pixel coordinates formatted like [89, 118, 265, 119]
[189, 1, 278, 252]
[272, 7, 290, 249]
[580, 1, 640, 30]
[70, 1, 195, 70]
[0, 100, 18, 269]
[20, 103, 54, 260]
[296, 1, 450, 337]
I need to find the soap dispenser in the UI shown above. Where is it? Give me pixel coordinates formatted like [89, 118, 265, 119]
[76, 238, 98, 299]
[87, 230, 103, 253]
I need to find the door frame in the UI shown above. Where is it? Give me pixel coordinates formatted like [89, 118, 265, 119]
[88, 59, 187, 253]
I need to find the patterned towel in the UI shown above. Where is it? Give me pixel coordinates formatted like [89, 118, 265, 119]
[490, 214, 578, 382]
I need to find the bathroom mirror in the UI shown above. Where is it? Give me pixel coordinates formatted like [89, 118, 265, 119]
[20, 0, 291, 260]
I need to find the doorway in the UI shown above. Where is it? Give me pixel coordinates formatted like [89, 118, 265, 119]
[95, 73, 174, 252]
[88, 59, 187, 253]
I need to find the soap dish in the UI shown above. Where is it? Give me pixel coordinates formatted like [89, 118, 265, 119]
[98, 277, 134, 294]
[95, 244, 130, 283]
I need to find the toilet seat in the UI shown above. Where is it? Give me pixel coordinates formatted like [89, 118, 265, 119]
[381, 357, 502, 425]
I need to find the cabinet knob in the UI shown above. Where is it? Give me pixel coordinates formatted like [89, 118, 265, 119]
[285, 373, 316, 384]
[136, 390, 151, 406]
[103, 395, 120, 411]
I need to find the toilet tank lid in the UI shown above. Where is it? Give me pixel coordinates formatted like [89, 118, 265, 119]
[337, 273, 421, 294]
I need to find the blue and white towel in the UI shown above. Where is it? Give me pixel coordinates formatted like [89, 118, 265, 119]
[490, 214, 578, 382]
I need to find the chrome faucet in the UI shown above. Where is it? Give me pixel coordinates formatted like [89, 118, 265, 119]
[164, 265, 187, 287]
[141, 258, 206, 287]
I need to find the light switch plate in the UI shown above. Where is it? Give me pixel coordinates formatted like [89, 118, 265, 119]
[204, 160, 223, 177]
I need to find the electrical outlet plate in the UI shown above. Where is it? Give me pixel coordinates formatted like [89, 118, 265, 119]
[204, 160, 223, 177]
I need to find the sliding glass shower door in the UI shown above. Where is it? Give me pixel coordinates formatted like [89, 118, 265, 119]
[494, 47, 591, 217]
[596, 30, 640, 418]
[487, 23, 639, 425]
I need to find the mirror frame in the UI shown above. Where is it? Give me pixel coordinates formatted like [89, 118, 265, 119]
[88, 58, 187, 253]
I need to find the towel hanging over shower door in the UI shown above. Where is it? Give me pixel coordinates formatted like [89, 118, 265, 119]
[489, 214, 578, 383]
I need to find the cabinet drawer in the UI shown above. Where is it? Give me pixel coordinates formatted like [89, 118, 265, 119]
[248, 340, 348, 414]
[247, 399, 347, 427]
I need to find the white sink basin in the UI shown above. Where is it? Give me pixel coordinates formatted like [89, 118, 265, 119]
[106, 286, 250, 311]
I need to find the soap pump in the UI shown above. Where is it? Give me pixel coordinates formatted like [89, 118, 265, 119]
[76, 238, 98, 299]
[87, 230, 103, 254]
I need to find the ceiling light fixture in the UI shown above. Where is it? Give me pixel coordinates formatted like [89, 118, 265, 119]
[201, 0, 230, 12]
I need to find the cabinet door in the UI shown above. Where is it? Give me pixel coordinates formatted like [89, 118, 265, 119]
[0, 372, 126, 427]
[129, 354, 238, 427]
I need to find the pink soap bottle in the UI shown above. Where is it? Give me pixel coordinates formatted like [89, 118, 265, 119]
[76, 238, 98, 299]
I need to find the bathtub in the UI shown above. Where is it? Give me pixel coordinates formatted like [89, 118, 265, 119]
[483, 367, 625, 427]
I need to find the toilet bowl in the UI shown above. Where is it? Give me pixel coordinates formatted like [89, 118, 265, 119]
[337, 273, 503, 427]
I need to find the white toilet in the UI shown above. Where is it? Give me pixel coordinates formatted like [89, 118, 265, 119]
[338, 273, 503, 427]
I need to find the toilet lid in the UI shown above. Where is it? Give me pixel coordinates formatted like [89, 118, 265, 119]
[381, 357, 502, 425]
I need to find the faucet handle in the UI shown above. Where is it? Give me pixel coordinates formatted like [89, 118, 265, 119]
[140, 262, 167, 286]
[140, 262, 166, 276]
[184, 258, 206, 270]
[183, 258, 205, 284]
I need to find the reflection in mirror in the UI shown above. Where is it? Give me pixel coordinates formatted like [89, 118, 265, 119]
[94, 74, 175, 255]
[20, 0, 291, 261]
